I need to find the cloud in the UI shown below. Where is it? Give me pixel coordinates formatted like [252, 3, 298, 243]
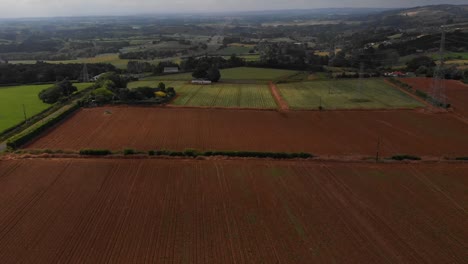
[1, 0, 466, 18]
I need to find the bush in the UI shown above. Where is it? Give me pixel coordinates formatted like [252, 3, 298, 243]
[79, 149, 112, 156]
[184, 149, 199, 157]
[391, 155, 421, 161]
[123, 148, 135, 155]
[455, 157, 468, 161]
[91, 87, 114, 103]
[415, 90, 428, 99]
[155, 91, 167, 98]
[148, 150, 155, 156]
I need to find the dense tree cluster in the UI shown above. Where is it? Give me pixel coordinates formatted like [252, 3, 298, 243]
[192, 64, 221, 82]
[82, 74, 176, 105]
[38, 79, 77, 104]
[181, 55, 245, 71]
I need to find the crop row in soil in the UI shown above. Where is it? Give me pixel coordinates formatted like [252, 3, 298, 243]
[26, 106, 468, 157]
[0, 158, 466, 263]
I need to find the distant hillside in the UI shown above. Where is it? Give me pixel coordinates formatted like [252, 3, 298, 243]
[365, 5, 468, 27]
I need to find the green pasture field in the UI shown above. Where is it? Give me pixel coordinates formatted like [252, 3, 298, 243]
[127, 80, 277, 108]
[277, 79, 425, 110]
[0, 83, 91, 133]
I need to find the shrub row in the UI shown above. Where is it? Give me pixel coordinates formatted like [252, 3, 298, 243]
[388, 78, 413, 91]
[79, 149, 112, 156]
[455, 157, 468, 161]
[390, 155, 421, 161]
[7, 104, 80, 149]
[148, 149, 314, 159]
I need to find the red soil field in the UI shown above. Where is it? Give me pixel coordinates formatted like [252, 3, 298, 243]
[401, 77, 468, 118]
[27, 107, 468, 157]
[0, 158, 466, 263]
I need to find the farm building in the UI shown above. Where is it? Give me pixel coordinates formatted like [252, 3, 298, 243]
[91, 73, 106, 82]
[191, 79, 212, 85]
[164, 67, 179, 73]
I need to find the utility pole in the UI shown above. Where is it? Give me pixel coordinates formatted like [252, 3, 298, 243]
[22, 104, 27, 122]
[430, 29, 447, 108]
[358, 62, 365, 96]
[376, 137, 381, 163]
[81, 64, 90, 83]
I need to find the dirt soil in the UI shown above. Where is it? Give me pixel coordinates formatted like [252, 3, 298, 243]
[26, 106, 468, 157]
[0, 158, 466, 263]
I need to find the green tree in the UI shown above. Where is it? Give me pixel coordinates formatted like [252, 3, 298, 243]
[406, 56, 436, 71]
[207, 66, 221, 82]
[38, 79, 77, 104]
[192, 68, 208, 79]
[157, 82, 166, 91]
[91, 88, 114, 103]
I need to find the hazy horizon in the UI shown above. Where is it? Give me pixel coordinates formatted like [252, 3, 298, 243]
[0, 0, 467, 19]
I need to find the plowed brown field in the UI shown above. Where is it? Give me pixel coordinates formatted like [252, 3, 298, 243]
[0, 158, 466, 263]
[401, 78, 468, 118]
[27, 106, 468, 157]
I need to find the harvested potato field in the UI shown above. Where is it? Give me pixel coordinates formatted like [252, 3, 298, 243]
[0, 158, 466, 263]
[400, 78, 468, 118]
[26, 107, 468, 157]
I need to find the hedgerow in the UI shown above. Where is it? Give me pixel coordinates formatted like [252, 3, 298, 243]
[79, 149, 112, 156]
[391, 155, 421, 161]
[7, 104, 80, 149]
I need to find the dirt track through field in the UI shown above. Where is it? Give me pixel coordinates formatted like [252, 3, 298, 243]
[0, 158, 466, 263]
[269, 82, 289, 111]
[26, 106, 468, 157]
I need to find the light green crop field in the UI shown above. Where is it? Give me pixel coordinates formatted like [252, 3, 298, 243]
[0, 83, 92, 133]
[128, 80, 277, 108]
[277, 79, 425, 110]
[139, 67, 299, 82]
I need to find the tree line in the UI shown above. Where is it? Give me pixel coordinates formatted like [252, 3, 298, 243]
[0, 62, 116, 85]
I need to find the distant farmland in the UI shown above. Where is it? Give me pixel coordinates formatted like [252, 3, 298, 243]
[137, 67, 299, 82]
[277, 79, 424, 109]
[0, 83, 91, 133]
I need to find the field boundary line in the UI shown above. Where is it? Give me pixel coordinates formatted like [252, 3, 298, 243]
[384, 79, 432, 109]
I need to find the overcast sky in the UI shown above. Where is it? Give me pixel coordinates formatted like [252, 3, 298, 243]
[1, 0, 467, 18]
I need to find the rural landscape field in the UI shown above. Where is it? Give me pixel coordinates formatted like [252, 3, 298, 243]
[0, 1, 467, 263]
[0, 158, 466, 263]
